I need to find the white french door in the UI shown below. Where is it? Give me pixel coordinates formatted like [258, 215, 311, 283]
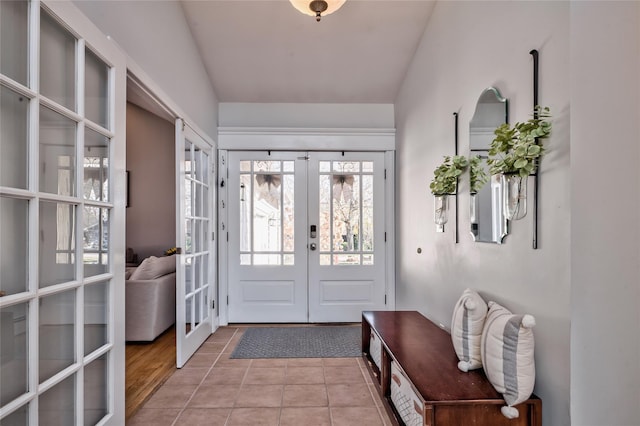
[0, 1, 127, 424]
[227, 151, 387, 323]
[175, 120, 216, 367]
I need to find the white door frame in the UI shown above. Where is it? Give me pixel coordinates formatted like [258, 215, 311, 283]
[217, 144, 395, 326]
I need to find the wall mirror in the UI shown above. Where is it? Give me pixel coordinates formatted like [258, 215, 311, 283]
[469, 87, 508, 243]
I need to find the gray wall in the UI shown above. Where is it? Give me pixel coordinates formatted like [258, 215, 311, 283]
[125, 103, 175, 261]
[394, 2, 570, 424]
[570, 2, 640, 425]
[73, 0, 218, 138]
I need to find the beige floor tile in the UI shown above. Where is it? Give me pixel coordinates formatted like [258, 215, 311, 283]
[330, 406, 385, 426]
[282, 384, 328, 407]
[235, 384, 283, 407]
[143, 384, 197, 409]
[187, 384, 240, 408]
[285, 366, 325, 384]
[327, 383, 376, 407]
[244, 367, 286, 384]
[279, 407, 331, 426]
[323, 366, 366, 384]
[164, 368, 208, 386]
[214, 357, 252, 368]
[203, 367, 248, 385]
[127, 408, 180, 425]
[173, 408, 231, 425]
[226, 407, 280, 426]
[251, 358, 288, 368]
[287, 358, 323, 367]
[197, 342, 227, 353]
[183, 352, 219, 368]
[322, 357, 359, 367]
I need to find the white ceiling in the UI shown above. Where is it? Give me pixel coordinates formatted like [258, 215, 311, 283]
[180, 0, 435, 103]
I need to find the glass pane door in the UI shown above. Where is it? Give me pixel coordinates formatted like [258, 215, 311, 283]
[175, 120, 215, 368]
[1, 2, 127, 424]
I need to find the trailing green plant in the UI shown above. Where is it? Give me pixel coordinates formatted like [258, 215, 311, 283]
[469, 155, 488, 194]
[487, 106, 552, 177]
[430, 155, 468, 195]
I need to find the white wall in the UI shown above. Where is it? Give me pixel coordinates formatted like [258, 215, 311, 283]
[394, 2, 570, 424]
[570, 2, 640, 425]
[73, 0, 218, 137]
[219, 103, 394, 129]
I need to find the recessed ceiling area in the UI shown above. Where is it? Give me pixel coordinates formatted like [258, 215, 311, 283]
[180, 0, 435, 103]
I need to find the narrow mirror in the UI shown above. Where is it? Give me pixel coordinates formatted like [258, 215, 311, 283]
[469, 87, 508, 243]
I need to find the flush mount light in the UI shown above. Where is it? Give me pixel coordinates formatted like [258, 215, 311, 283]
[289, 0, 346, 22]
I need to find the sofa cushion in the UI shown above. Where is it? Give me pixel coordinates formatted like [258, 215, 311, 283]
[129, 256, 176, 280]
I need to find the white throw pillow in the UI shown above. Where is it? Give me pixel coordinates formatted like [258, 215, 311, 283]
[451, 288, 488, 372]
[480, 301, 536, 419]
[129, 256, 176, 280]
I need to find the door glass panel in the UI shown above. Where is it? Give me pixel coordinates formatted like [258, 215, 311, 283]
[0, 302, 28, 406]
[283, 254, 295, 265]
[84, 354, 107, 426]
[40, 10, 76, 111]
[239, 174, 251, 253]
[318, 161, 374, 266]
[39, 374, 76, 425]
[253, 174, 281, 252]
[1, 404, 28, 425]
[255, 160, 280, 172]
[40, 105, 77, 196]
[83, 207, 108, 277]
[0, 86, 29, 189]
[254, 254, 281, 265]
[185, 257, 192, 294]
[84, 48, 109, 128]
[84, 281, 108, 355]
[185, 295, 192, 335]
[0, 0, 28, 85]
[319, 161, 330, 172]
[283, 174, 295, 252]
[40, 201, 76, 288]
[84, 129, 109, 202]
[1, 197, 28, 296]
[39, 290, 76, 383]
[194, 256, 202, 291]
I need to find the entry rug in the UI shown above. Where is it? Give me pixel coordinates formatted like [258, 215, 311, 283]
[230, 326, 362, 359]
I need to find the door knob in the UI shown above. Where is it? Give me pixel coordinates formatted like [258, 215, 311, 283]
[310, 243, 317, 251]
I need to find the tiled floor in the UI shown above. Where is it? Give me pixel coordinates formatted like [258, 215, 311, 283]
[128, 326, 393, 426]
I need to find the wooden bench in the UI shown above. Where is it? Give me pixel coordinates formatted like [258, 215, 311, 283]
[362, 311, 542, 426]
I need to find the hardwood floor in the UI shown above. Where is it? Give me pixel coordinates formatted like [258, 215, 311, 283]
[125, 326, 177, 420]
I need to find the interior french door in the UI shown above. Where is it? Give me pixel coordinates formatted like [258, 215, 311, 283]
[175, 120, 215, 367]
[227, 151, 386, 323]
[0, 1, 127, 424]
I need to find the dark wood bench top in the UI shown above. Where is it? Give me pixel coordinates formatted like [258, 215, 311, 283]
[363, 310, 503, 402]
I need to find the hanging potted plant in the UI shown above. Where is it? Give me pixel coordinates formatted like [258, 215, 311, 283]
[487, 106, 551, 220]
[429, 155, 468, 231]
[468, 155, 489, 225]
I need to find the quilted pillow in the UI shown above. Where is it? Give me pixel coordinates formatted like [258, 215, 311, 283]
[480, 301, 536, 419]
[129, 256, 176, 280]
[451, 288, 488, 371]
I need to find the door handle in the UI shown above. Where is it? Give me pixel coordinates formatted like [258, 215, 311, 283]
[310, 243, 317, 251]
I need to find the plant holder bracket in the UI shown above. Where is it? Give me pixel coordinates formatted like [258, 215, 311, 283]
[530, 49, 540, 250]
[453, 111, 459, 244]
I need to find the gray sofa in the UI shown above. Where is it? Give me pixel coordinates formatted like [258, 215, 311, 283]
[125, 256, 177, 342]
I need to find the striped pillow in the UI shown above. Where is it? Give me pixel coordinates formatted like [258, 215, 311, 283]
[480, 301, 536, 419]
[450, 289, 488, 372]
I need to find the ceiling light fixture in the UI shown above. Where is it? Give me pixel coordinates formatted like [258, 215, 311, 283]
[289, 0, 346, 22]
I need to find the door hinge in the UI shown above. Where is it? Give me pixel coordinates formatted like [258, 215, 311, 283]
[384, 169, 387, 179]
[226, 232, 229, 242]
[384, 232, 387, 242]
[212, 232, 215, 241]
[212, 300, 215, 309]
[227, 295, 229, 305]
[385, 295, 387, 305]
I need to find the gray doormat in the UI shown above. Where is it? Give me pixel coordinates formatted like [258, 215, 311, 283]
[230, 326, 362, 359]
